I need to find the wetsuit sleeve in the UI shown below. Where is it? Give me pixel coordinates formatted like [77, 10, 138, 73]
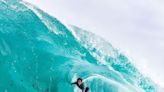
[71, 82, 77, 85]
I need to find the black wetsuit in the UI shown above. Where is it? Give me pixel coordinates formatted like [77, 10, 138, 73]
[71, 82, 89, 92]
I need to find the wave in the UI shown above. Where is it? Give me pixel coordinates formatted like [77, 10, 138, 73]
[0, 0, 163, 92]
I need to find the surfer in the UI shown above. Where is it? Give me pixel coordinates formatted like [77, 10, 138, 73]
[71, 78, 89, 92]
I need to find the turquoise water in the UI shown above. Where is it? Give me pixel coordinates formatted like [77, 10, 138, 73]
[0, 0, 163, 92]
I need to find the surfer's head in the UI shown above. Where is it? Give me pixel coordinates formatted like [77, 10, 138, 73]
[77, 78, 83, 85]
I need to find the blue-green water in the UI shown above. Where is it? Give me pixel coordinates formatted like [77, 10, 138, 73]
[0, 0, 163, 92]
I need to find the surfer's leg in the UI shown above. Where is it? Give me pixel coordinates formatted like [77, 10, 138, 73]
[85, 87, 89, 92]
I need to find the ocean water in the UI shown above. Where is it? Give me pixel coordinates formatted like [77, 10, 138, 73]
[0, 0, 163, 92]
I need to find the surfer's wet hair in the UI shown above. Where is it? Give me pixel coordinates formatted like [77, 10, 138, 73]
[77, 78, 83, 81]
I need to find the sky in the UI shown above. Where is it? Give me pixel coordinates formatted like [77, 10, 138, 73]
[24, 0, 164, 87]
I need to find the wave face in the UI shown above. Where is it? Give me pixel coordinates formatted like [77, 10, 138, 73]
[0, 0, 163, 92]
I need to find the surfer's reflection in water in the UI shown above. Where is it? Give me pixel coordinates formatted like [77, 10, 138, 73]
[71, 78, 89, 92]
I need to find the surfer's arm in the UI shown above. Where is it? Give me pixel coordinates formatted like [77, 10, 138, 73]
[71, 82, 77, 85]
